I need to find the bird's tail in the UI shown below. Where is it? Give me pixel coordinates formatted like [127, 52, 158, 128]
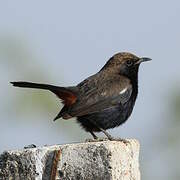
[11, 81, 62, 90]
[11, 81, 77, 106]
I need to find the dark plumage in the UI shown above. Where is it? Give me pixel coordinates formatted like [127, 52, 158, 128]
[11, 52, 151, 140]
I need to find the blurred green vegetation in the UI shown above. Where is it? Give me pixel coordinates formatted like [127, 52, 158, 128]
[167, 90, 180, 179]
[0, 35, 86, 141]
[0, 35, 58, 111]
[1, 35, 180, 180]
[172, 91, 180, 121]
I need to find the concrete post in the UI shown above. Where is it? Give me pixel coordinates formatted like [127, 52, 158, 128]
[0, 139, 140, 180]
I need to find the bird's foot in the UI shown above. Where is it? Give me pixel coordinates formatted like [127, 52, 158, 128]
[99, 128, 129, 144]
[107, 137, 130, 144]
[85, 137, 129, 144]
[85, 137, 109, 142]
[88, 129, 129, 144]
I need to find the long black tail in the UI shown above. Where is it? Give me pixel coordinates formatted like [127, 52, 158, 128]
[11, 81, 78, 121]
[11, 81, 77, 105]
[11, 81, 65, 91]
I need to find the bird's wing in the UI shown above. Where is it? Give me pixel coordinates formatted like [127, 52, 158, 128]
[69, 76, 132, 117]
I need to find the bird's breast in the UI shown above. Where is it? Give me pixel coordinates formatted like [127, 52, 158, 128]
[77, 95, 137, 132]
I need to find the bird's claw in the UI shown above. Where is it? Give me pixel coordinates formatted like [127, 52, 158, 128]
[85, 137, 129, 144]
[85, 137, 109, 142]
[108, 137, 130, 144]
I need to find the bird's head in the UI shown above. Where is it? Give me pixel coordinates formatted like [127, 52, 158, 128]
[101, 52, 151, 78]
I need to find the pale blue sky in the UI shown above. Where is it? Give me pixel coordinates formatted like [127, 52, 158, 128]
[0, 1, 180, 179]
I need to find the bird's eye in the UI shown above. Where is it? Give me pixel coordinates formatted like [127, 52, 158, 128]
[126, 60, 133, 66]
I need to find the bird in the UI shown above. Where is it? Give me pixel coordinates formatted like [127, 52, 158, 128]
[11, 52, 151, 141]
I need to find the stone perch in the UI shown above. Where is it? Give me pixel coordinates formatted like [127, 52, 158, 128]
[0, 139, 140, 180]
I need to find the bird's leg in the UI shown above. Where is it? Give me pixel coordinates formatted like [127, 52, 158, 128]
[90, 131, 98, 139]
[98, 128, 114, 140]
[90, 120, 129, 144]
[100, 128, 129, 144]
[85, 131, 108, 142]
[85, 131, 99, 142]
[89, 120, 113, 140]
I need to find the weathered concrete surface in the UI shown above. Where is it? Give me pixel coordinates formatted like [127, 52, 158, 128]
[0, 139, 140, 180]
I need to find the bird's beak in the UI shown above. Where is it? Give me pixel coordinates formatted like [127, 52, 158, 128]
[135, 57, 152, 65]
